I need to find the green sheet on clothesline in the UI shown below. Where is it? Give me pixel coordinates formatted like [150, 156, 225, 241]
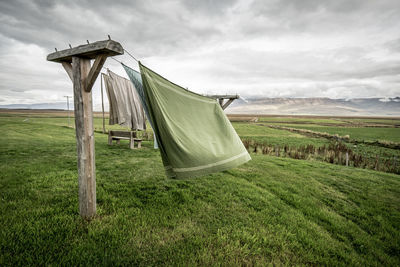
[124, 62, 251, 178]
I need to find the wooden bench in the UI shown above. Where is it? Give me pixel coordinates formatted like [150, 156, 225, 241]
[108, 130, 142, 149]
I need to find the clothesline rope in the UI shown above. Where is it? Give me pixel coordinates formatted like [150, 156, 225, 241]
[102, 49, 139, 73]
[107, 47, 139, 69]
[110, 56, 123, 64]
[124, 49, 139, 62]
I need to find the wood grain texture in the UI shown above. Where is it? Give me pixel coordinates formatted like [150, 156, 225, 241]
[101, 73, 106, 133]
[207, 95, 239, 110]
[72, 56, 96, 218]
[109, 130, 135, 138]
[62, 62, 73, 81]
[108, 131, 113, 145]
[129, 133, 134, 149]
[208, 94, 239, 99]
[222, 98, 236, 110]
[47, 40, 123, 63]
[85, 55, 107, 92]
[108, 130, 142, 149]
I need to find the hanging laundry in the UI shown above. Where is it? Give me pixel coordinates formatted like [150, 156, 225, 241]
[122, 64, 158, 149]
[102, 70, 146, 130]
[123, 62, 251, 178]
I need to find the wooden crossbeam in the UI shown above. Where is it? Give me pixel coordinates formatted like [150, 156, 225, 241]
[85, 55, 107, 92]
[47, 40, 123, 63]
[208, 94, 239, 99]
[61, 62, 73, 82]
[207, 94, 239, 110]
[222, 98, 236, 110]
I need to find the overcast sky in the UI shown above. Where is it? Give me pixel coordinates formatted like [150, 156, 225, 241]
[0, 0, 399, 109]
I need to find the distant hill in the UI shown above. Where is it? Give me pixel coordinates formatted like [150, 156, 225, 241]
[0, 102, 67, 110]
[1, 97, 399, 116]
[225, 97, 400, 116]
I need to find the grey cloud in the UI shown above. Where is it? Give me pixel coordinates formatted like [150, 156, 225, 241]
[244, 0, 400, 36]
[253, 0, 366, 14]
[0, 0, 399, 106]
[385, 38, 400, 53]
[198, 46, 400, 82]
[181, 0, 237, 15]
[0, 0, 223, 56]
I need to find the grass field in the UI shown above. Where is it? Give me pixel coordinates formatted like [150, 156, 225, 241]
[232, 122, 400, 168]
[257, 116, 346, 124]
[282, 124, 400, 143]
[232, 122, 331, 147]
[1, 111, 400, 265]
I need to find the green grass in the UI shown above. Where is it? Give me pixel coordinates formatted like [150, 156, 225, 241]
[256, 116, 400, 126]
[257, 116, 346, 124]
[283, 125, 400, 143]
[0, 115, 141, 133]
[1, 115, 400, 265]
[234, 122, 400, 161]
[232, 122, 330, 147]
[344, 118, 400, 126]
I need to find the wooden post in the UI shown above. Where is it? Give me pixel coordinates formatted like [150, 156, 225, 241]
[72, 57, 96, 217]
[101, 73, 106, 134]
[108, 131, 113, 145]
[129, 131, 134, 149]
[47, 39, 123, 219]
[346, 152, 349, 167]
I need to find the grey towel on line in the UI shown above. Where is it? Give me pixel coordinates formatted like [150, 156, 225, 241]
[102, 70, 146, 130]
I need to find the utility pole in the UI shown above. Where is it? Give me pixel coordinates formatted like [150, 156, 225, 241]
[64, 95, 72, 128]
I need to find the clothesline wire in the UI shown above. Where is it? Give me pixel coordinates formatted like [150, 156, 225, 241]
[101, 48, 140, 75]
[110, 56, 123, 64]
[100, 48, 140, 72]
[124, 49, 139, 62]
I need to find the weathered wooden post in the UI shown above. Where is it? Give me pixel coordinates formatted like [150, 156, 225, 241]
[47, 40, 124, 218]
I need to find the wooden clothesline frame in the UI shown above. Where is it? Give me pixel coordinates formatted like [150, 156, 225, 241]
[47, 39, 124, 218]
[47, 40, 238, 219]
[208, 94, 239, 110]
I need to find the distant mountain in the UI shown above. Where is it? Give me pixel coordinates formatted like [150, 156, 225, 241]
[0, 102, 67, 110]
[2, 97, 399, 116]
[225, 97, 400, 116]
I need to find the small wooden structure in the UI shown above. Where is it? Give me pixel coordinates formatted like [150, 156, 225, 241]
[47, 39, 124, 218]
[108, 130, 142, 149]
[208, 94, 239, 110]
